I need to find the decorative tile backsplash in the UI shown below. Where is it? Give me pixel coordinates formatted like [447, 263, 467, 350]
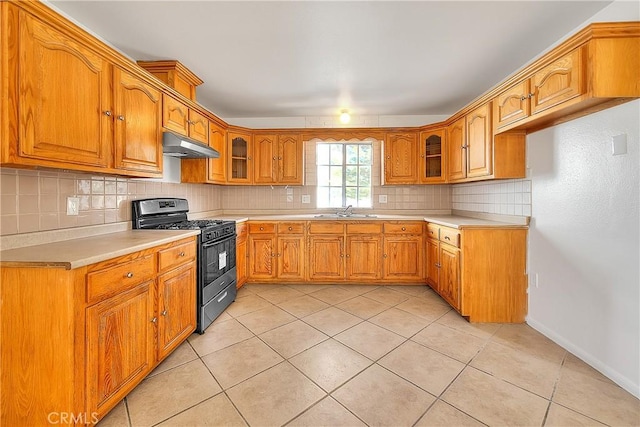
[452, 179, 532, 216]
[0, 168, 222, 236]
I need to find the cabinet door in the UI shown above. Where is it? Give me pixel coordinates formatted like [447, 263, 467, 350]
[426, 238, 440, 291]
[279, 134, 303, 184]
[466, 103, 492, 178]
[494, 80, 531, 129]
[439, 244, 461, 310]
[277, 235, 305, 280]
[188, 109, 209, 144]
[308, 236, 344, 280]
[248, 235, 276, 279]
[113, 68, 162, 175]
[447, 117, 466, 181]
[18, 12, 111, 168]
[384, 133, 418, 184]
[253, 134, 277, 183]
[531, 48, 583, 115]
[383, 236, 423, 280]
[162, 94, 189, 135]
[346, 236, 382, 280]
[207, 122, 227, 183]
[86, 282, 155, 417]
[157, 262, 196, 360]
[228, 132, 252, 184]
[419, 129, 446, 183]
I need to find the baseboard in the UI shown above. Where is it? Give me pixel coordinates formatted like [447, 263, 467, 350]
[526, 316, 640, 399]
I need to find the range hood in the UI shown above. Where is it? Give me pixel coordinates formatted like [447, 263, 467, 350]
[162, 131, 220, 159]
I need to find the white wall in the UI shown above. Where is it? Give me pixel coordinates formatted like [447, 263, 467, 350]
[526, 100, 640, 397]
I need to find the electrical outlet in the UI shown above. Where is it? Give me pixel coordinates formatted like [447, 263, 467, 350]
[301, 195, 311, 204]
[286, 195, 293, 202]
[612, 134, 627, 156]
[67, 197, 80, 216]
[378, 195, 388, 204]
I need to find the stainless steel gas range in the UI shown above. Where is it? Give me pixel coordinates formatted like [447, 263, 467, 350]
[132, 198, 236, 333]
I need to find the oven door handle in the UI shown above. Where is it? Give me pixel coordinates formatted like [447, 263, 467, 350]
[217, 291, 228, 303]
[202, 236, 234, 248]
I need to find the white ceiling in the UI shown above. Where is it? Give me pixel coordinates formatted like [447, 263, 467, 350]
[49, 1, 611, 119]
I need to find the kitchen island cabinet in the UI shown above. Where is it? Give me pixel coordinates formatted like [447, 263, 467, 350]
[0, 233, 198, 425]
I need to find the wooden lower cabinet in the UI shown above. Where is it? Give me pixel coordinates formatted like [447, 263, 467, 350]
[346, 235, 382, 280]
[277, 235, 305, 280]
[248, 234, 276, 280]
[426, 223, 527, 322]
[0, 236, 197, 425]
[86, 281, 156, 416]
[247, 221, 306, 281]
[308, 235, 345, 280]
[383, 236, 423, 281]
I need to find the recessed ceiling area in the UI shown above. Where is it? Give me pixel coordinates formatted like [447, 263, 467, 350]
[48, 1, 612, 119]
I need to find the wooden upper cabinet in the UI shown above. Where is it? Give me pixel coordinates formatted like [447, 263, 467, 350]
[278, 134, 303, 184]
[162, 94, 189, 135]
[530, 48, 583, 114]
[253, 133, 277, 183]
[466, 103, 492, 178]
[207, 122, 227, 183]
[113, 68, 162, 174]
[447, 117, 466, 181]
[228, 131, 253, 184]
[17, 11, 111, 169]
[419, 128, 446, 183]
[384, 132, 419, 184]
[494, 47, 585, 132]
[187, 109, 209, 144]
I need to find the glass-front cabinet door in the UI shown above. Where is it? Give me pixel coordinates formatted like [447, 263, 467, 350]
[228, 131, 252, 184]
[420, 128, 446, 183]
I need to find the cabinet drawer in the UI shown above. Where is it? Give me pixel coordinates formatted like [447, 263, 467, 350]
[426, 223, 440, 240]
[384, 222, 423, 234]
[346, 222, 382, 234]
[308, 222, 345, 234]
[440, 227, 460, 248]
[278, 222, 305, 234]
[158, 239, 197, 273]
[249, 222, 276, 234]
[87, 254, 155, 303]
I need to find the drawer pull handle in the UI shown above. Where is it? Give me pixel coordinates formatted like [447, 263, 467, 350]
[219, 281, 225, 287]
[444, 236, 450, 241]
[161, 310, 167, 316]
[217, 291, 228, 303]
[126, 272, 134, 278]
[179, 251, 186, 257]
[151, 317, 157, 323]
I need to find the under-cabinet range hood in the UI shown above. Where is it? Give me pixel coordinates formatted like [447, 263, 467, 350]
[162, 131, 220, 159]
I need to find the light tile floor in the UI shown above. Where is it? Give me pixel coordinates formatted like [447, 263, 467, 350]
[99, 284, 640, 427]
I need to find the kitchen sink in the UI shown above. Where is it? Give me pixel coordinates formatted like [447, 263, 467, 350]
[313, 213, 378, 219]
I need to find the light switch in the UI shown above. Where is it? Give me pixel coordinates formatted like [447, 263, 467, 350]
[301, 195, 311, 204]
[378, 195, 388, 204]
[612, 134, 627, 156]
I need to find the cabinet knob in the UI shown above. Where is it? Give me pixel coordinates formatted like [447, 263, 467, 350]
[103, 111, 112, 117]
[383, 254, 388, 258]
[340, 254, 344, 258]
[386, 155, 391, 159]
[260, 227, 264, 231]
[117, 115, 125, 121]
[161, 310, 167, 316]
[126, 272, 134, 278]
[520, 96, 528, 101]
[288, 227, 293, 231]
[528, 93, 534, 99]
[186, 119, 193, 125]
[421, 154, 425, 158]
[402, 227, 406, 231]
[179, 251, 186, 257]
[271, 253, 276, 257]
[461, 145, 468, 149]
[277, 253, 281, 257]
[278, 156, 282, 160]
[273, 156, 276, 160]
[346, 254, 350, 258]
[151, 317, 157, 323]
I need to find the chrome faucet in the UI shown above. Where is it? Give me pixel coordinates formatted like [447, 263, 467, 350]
[337, 205, 353, 217]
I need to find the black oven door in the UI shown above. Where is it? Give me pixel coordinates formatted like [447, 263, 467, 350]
[201, 235, 237, 286]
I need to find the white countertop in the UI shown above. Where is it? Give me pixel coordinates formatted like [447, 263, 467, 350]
[0, 229, 200, 270]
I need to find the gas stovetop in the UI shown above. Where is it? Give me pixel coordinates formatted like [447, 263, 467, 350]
[154, 219, 226, 230]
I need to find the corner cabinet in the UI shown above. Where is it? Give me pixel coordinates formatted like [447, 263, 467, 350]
[419, 128, 446, 183]
[236, 222, 248, 288]
[228, 130, 253, 184]
[0, 236, 197, 425]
